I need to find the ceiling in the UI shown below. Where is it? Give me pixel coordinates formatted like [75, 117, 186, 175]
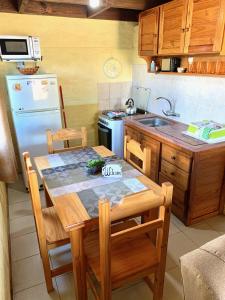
[0, 0, 170, 21]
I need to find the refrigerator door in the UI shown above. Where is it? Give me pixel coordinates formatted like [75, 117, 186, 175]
[12, 109, 63, 187]
[6, 75, 60, 112]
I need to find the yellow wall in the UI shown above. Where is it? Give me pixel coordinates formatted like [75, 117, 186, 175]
[0, 13, 136, 147]
[0, 182, 11, 300]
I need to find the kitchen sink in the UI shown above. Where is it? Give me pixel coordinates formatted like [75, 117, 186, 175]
[137, 117, 170, 127]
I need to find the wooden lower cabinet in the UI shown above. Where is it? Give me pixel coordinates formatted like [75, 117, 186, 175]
[125, 124, 225, 225]
[159, 173, 186, 222]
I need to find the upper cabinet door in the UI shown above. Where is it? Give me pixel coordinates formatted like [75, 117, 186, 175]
[158, 0, 189, 55]
[139, 7, 160, 56]
[184, 0, 225, 54]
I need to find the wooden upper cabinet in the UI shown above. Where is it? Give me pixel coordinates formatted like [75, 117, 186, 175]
[184, 0, 225, 54]
[139, 7, 160, 56]
[158, 0, 189, 55]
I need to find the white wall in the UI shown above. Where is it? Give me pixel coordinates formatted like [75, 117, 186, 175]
[132, 64, 225, 124]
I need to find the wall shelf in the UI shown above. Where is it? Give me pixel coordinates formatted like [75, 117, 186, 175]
[148, 71, 225, 78]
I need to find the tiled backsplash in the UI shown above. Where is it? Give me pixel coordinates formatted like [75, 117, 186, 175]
[97, 81, 151, 112]
[97, 82, 132, 111]
[133, 64, 225, 124]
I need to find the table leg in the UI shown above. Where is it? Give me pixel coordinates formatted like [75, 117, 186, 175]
[44, 185, 53, 207]
[70, 227, 87, 300]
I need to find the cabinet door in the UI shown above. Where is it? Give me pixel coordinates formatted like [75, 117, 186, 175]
[158, 0, 189, 55]
[139, 7, 160, 56]
[184, 0, 225, 53]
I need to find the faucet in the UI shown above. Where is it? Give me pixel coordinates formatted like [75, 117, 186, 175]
[154, 97, 180, 117]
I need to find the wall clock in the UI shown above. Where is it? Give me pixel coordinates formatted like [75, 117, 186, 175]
[103, 57, 122, 79]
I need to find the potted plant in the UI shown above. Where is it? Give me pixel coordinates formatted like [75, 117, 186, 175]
[86, 159, 105, 175]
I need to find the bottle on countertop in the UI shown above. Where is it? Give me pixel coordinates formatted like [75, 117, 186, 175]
[150, 60, 156, 73]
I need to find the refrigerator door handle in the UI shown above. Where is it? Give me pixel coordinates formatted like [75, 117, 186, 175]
[14, 108, 60, 114]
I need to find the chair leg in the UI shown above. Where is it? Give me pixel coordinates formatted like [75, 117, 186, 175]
[153, 269, 165, 300]
[40, 246, 54, 292]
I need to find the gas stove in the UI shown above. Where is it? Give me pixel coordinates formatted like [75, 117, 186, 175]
[102, 108, 146, 120]
[98, 109, 146, 158]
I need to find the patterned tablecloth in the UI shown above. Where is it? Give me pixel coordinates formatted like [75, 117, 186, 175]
[40, 148, 148, 217]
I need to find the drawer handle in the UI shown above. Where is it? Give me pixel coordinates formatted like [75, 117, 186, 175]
[171, 172, 175, 176]
[171, 156, 176, 160]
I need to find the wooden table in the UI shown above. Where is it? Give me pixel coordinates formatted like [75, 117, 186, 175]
[34, 146, 162, 300]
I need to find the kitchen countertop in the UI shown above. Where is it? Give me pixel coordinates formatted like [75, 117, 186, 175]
[124, 113, 225, 153]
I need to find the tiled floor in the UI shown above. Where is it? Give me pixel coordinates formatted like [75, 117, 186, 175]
[9, 178, 225, 300]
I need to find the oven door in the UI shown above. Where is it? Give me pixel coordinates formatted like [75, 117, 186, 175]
[98, 123, 112, 150]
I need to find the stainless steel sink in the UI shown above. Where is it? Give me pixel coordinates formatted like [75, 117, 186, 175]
[137, 117, 170, 127]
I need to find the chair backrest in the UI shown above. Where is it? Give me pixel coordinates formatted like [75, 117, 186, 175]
[23, 152, 46, 242]
[46, 127, 88, 154]
[124, 135, 151, 176]
[23, 151, 33, 173]
[98, 182, 173, 299]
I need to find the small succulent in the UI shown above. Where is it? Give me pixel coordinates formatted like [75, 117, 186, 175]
[86, 159, 105, 169]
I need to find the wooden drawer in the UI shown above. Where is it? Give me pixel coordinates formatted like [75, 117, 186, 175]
[159, 173, 186, 221]
[162, 144, 192, 173]
[161, 159, 189, 191]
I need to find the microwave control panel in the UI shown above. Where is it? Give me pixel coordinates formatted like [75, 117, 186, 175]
[30, 37, 41, 60]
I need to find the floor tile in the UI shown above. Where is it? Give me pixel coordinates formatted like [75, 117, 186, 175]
[11, 232, 39, 262]
[56, 272, 94, 300]
[171, 214, 189, 232]
[166, 254, 177, 271]
[9, 200, 33, 221]
[49, 244, 72, 269]
[14, 281, 59, 300]
[169, 221, 181, 236]
[113, 281, 153, 300]
[8, 175, 26, 193]
[12, 254, 45, 293]
[8, 188, 30, 205]
[182, 222, 220, 247]
[10, 215, 36, 239]
[163, 267, 184, 300]
[206, 215, 225, 234]
[168, 232, 197, 266]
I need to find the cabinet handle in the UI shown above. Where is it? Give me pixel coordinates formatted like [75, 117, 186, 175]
[171, 172, 175, 176]
[181, 28, 185, 32]
[171, 156, 176, 160]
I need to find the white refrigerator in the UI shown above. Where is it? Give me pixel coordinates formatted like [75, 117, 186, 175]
[6, 74, 63, 188]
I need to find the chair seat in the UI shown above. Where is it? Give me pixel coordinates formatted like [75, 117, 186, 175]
[42, 207, 69, 245]
[85, 220, 159, 289]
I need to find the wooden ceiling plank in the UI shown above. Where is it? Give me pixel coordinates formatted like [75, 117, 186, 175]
[32, 0, 150, 10]
[32, 0, 88, 4]
[93, 7, 138, 21]
[87, 0, 111, 18]
[24, 1, 87, 18]
[109, 0, 149, 10]
[18, 0, 30, 12]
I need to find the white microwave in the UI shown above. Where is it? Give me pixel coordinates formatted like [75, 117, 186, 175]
[0, 35, 41, 62]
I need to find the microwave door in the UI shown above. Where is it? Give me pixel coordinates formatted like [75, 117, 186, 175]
[0, 36, 32, 60]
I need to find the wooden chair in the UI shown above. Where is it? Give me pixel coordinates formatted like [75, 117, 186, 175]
[23, 152, 72, 292]
[85, 183, 173, 300]
[124, 135, 151, 177]
[46, 127, 87, 154]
